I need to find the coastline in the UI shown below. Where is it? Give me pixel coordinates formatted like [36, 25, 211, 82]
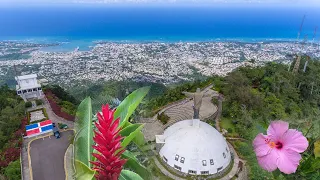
[0, 36, 313, 52]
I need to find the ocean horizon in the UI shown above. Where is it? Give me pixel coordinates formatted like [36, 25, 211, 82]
[0, 5, 319, 51]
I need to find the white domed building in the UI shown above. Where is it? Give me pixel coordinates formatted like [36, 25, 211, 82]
[156, 119, 232, 177]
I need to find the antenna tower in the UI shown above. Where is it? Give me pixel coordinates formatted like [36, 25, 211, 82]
[292, 15, 306, 73]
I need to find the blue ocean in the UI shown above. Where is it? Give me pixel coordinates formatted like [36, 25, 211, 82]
[0, 5, 319, 51]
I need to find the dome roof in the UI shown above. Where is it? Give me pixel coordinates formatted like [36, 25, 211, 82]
[158, 119, 231, 176]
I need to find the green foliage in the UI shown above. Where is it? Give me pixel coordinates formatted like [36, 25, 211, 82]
[122, 150, 151, 179]
[114, 86, 150, 127]
[157, 112, 170, 125]
[0, 85, 25, 151]
[74, 160, 95, 180]
[46, 85, 79, 105]
[24, 101, 32, 108]
[219, 59, 320, 178]
[60, 101, 76, 115]
[74, 87, 151, 180]
[35, 99, 43, 106]
[119, 170, 143, 180]
[74, 97, 94, 169]
[314, 140, 320, 158]
[4, 159, 21, 180]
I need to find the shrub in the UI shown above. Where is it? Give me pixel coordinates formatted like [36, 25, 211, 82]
[35, 99, 43, 106]
[4, 159, 21, 180]
[157, 112, 170, 125]
[227, 128, 233, 133]
[25, 102, 32, 108]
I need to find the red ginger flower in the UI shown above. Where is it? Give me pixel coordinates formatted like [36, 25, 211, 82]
[91, 104, 127, 180]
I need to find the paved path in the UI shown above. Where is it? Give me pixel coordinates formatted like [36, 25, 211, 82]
[30, 130, 74, 180]
[43, 97, 74, 129]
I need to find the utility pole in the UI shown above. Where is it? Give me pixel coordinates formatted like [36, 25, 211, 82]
[297, 15, 306, 41]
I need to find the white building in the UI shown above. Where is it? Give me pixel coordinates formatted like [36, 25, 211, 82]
[15, 74, 43, 102]
[156, 119, 231, 176]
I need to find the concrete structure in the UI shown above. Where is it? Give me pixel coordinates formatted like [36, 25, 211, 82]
[15, 74, 43, 101]
[156, 119, 231, 176]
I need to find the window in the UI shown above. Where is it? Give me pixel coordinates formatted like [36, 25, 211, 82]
[217, 166, 223, 172]
[17, 91, 21, 95]
[38, 87, 42, 91]
[28, 89, 32, 92]
[23, 90, 27, 94]
[175, 154, 179, 161]
[33, 88, 37, 92]
[188, 170, 197, 174]
[210, 159, 214, 165]
[223, 152, 226, 159]
[201, 171, 209, 175]
[174, 165, 181, 171]
[226, 147, 229, 153]
[180, 157, 185, 163]
[163, 156, 168, 162]
[202, 160, 207, 166]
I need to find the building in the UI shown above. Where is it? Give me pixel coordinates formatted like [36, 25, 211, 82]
[156, 119, 232, 177]
[15, 74, 43, 102]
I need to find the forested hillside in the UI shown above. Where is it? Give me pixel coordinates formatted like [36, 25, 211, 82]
[217, 57, 320, 179]
[0, 85, 25, 179]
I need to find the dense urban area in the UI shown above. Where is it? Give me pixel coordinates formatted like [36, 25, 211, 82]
[1, 41, 320, 87]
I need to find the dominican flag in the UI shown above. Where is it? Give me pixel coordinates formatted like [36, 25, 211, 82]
[26, 120, 53, 137]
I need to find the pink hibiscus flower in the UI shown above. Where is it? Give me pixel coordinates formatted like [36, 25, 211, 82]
[253, 121, 308, 174]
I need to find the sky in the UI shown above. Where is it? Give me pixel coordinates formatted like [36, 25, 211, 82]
[0, 0, 319, 5]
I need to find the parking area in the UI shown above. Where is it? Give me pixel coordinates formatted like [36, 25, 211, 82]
[29, 130, 74, 180]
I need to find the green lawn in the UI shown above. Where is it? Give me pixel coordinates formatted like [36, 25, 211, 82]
[220, 118, 239, 137]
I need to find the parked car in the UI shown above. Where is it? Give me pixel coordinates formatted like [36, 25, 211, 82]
[52, 123, 61, 139]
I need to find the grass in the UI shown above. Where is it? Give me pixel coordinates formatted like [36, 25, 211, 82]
[220, 118, 239, 137]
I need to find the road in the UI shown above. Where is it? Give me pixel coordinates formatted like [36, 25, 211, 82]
[29, 130, 74, 180]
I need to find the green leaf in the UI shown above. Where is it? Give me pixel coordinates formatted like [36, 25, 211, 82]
[74, 160, 95, 180]
[122, 150, 151, 180]
[120, 123, 143, 137]
[74, 97, 94, 168]
[122, 122, 146, 148]
[121, 124, 145, 149]
[314, 140, 320, 158]
[114, 86, 150, 127]
[119, 170, 143, 180]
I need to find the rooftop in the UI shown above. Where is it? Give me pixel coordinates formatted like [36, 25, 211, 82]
[158, 119, 231, 175]
[16, 74, 37, 80]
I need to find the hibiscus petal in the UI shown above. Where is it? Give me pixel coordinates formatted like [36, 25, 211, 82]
[277, 149, 301, 174]
[253, 133, 272, 157]
[257, 149, 278, 172]
[281, 129, 308, 153]
[267, 121, 289, 140]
